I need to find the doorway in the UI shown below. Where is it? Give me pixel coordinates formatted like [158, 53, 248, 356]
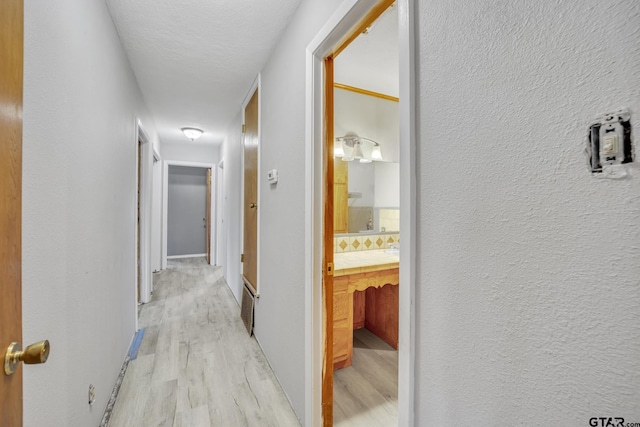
[136, 122, 153, 305]
[305, 0, 416, 425]
[161, 161, 216, 269]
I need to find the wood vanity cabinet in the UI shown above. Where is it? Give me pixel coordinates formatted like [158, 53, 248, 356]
[334, 160, 348, 234]
[333, 267, 399, 370]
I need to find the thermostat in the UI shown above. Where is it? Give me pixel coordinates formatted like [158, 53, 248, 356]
[267, 169, 278, 184]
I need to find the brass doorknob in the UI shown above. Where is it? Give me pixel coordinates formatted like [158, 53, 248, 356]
[4, 340, 50, 375]
[249, 203, 257, 209]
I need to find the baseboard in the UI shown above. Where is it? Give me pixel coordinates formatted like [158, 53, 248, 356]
[99, 328, 145, 426]
[167, 253, 206, 259]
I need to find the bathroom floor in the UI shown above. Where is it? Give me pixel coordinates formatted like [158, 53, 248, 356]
[334, 328, 398, 427]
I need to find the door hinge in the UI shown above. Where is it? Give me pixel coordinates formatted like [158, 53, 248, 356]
[241, 253, 245, 263]
[327, 262, 334, 276]
[242, 124, 246, 133]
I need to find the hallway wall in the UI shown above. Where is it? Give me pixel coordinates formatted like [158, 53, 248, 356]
[220, 112, 244, 302]
[219, 0, 344, 420]
[255, 0, 349, 420]
[161, 140, 219, 164]
[22, 1, 160, 426]
[414, 0, 640, 423]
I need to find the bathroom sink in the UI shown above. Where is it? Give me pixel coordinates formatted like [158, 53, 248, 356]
[384, 249, 399, 256]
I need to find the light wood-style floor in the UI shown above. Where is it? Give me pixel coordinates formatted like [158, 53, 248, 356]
[334, 328, 398, 427]
[108, 258, 300, 427]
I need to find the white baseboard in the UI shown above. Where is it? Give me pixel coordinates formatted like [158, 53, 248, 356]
[167, 253, 207, 259]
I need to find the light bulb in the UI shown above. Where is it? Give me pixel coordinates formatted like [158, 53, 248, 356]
[371, 145, 382, 160]
[352, 143, 364, 159]
[334, 140, 345, 157]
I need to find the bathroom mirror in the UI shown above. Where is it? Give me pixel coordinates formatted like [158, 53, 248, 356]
[334, 87, 399, 234]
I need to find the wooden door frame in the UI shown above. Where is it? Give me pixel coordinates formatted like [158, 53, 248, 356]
[304, 0, 417, 425]
[161, 160, 216, 268]
[240, 76, 261, 295]
[135, 120, 153, 307]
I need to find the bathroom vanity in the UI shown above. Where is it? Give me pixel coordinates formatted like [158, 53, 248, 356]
[333, 249, 399, 370]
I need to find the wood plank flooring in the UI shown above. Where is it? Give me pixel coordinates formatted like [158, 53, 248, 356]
[108, 258, 301, 427]
[334, 328, 398, 427]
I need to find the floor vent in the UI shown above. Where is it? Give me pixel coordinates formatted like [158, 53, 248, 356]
[240, 282, 255, 336]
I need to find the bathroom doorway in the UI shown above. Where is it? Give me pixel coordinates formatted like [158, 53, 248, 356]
[330, 3, 400, 426]
[305, 0, 416, 424]
[308, 0, 414, 425]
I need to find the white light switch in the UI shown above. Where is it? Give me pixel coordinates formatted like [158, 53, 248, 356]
[602, 134, 619, 156]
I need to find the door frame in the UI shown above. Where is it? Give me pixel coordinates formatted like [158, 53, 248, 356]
[216, 160, 224, 267]
[135, 119, 153, 305]
[240, 76, 261, 295]
[152, 146, 162, 272]
[304, 0, 417, 425]
[161, 160, 216, 269]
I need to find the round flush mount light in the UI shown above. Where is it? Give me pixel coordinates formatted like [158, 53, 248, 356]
[181, 127, 204, 141]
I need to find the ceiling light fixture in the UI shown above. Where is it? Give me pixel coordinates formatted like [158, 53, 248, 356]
[181, 127, 204, 141]
[335, 132, 383, 163]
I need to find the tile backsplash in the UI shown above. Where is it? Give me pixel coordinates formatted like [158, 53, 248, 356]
[334, 233, 400, 253]
[378, 208, 400, 233]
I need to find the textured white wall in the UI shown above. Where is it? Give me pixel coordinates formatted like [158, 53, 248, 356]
[220, 112, 244, 302]
[160, 140, 219, 164]
[415, 0, 640, 424]
[22, 1, 159, 425]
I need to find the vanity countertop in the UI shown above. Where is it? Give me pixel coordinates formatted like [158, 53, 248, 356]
[334, 250, 399, 276]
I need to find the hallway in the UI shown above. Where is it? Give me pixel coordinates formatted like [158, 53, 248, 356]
[107, 259, 300, 427]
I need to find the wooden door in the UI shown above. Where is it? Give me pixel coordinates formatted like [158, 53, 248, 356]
[0, 0, 24, 424]
[322, 57, 335, 427]
[243, 89, 259, 292]
[333, 160, 348, 234]
[205, 168, 212, 264]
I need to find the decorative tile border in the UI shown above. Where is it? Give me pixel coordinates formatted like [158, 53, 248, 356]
[334, 233, 400, 253]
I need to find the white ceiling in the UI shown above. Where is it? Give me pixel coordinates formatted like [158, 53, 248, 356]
[335, 4, 399, 98]
[106, 0, 302, 146]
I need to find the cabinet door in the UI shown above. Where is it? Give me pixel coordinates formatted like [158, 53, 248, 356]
[333, 278, 353, 369]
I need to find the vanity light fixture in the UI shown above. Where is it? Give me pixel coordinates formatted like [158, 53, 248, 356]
[181, 127, 204, 141]
[335, 132, 383, 163]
